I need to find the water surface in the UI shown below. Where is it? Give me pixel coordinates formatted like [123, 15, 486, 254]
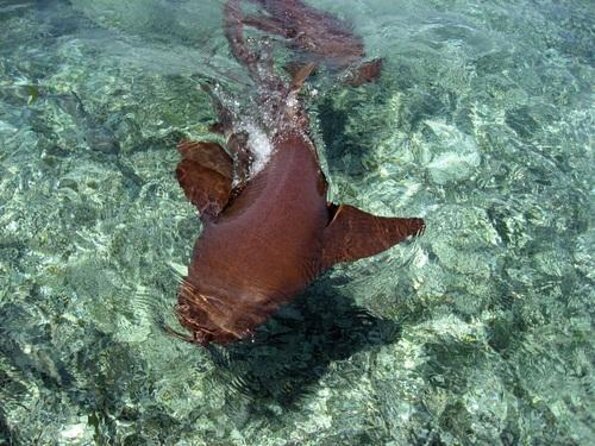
[0, 0, 593, 444]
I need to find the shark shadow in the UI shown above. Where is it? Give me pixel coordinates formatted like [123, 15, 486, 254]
[206, 277, 401, 407]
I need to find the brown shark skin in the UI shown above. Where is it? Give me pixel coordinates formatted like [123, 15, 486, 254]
[177, 132, 329, 345]
[246, 0, 364, 65]
[176, 130, 424, 346]
[170, 0, 425, 346]
[243, 0, 383, 85]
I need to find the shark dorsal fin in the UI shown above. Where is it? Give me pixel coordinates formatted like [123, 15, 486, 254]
[321, 204, 425, 270]
[176, 140, 233, 219]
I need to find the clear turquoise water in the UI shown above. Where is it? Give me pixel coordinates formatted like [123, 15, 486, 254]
[0, 0, 593, 444]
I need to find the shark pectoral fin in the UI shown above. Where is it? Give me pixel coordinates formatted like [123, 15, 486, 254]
[321, 203, 425, 268]
[177, 140, 233, 179]
[176, 160, 232, 218]
[176, 140, 233, 218]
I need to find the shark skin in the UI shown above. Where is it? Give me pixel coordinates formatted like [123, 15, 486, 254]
[173, 133, 424, 346]
[243, 0, 383, 85]
[244, 0, 364, 64]
[169, 0, 425, 346]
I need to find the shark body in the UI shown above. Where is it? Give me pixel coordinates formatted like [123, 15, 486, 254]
[170, 0, 424, 346]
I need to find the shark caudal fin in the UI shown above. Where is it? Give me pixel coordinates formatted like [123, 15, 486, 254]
[321, 204, 425, 269]
[176, 140, 233, 219]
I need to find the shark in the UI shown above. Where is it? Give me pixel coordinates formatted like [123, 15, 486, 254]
[168, 0, 424, 346]
[240, 0, 384, 85]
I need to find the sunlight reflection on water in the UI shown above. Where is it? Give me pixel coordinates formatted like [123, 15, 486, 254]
[0, 0, 593, 444]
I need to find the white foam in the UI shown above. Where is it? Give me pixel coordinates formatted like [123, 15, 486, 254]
[61, 423, 87, 440]
[241, 122, 274, 177]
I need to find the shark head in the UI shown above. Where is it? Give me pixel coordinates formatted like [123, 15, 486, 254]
[174, 279, 270, 346]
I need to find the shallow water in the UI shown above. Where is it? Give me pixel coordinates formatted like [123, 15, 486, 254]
[0, 0, 593, 444]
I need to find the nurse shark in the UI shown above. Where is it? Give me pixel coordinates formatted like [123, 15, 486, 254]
[169, 0, 424, 346]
